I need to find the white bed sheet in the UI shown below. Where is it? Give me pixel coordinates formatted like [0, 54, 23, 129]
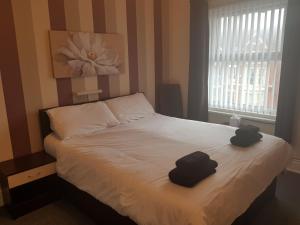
[44, 114, 291, 225]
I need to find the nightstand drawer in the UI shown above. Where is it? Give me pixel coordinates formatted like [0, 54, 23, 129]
[8, 163, 56, 189]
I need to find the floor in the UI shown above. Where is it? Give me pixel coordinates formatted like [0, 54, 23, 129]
[250, 171, 300, 225]
[0, 171, 299, 225]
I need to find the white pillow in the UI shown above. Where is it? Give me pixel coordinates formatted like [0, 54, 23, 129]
[105, 93, 155, 123]
[47, 101, 120, 140]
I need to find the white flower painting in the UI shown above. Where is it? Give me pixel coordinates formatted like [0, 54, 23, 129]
[49, 31, 124, 78]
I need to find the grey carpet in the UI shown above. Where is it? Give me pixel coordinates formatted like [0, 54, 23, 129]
[0, 172, 299, 225]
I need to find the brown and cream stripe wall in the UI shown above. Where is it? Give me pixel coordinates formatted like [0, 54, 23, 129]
[0, 0, 164, 163]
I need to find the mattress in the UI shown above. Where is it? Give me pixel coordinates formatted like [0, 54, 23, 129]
[44, 114, 292, 225]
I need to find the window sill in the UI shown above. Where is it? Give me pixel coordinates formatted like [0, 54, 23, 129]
[208, 110, 276, 125]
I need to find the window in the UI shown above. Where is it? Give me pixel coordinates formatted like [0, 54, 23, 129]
[208, 0, 287, 120]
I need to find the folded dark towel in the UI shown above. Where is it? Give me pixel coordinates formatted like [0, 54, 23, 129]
[235, 125, 260, 136]
[176, 151, 210, 168]
[230, 133, 263, 147]
[177, 159, 218, 172]
[169, 167, 216, 187]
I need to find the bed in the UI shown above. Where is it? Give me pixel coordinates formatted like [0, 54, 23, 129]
[40, 94, 291, 225]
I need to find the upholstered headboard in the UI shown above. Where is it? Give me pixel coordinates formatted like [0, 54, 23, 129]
[39, 108, 53, 139]
[38, 94, 135, 139]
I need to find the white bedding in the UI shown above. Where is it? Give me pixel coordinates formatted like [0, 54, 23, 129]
[44, 114, 291, 225]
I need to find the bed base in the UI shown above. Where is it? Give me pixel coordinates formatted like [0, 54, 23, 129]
[57, 177, 277, 225]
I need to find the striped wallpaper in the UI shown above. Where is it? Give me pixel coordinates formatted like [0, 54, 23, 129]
[0, 0, 161, 162]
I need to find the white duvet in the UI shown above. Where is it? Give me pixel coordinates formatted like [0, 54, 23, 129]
[45, 114, 291, 225]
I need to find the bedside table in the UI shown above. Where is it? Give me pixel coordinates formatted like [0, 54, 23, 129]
[0, 151, 59, 218]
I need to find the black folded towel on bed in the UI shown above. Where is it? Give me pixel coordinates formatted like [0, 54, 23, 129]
[230, 125, 262, 147]
[230, 132, 263, 147]
[169, 151, 218, 187]
[177, 158, 218, 172]
[176, 151, 210, 168]
[235, 125, 260, 136]
[169, 167, 216, 187]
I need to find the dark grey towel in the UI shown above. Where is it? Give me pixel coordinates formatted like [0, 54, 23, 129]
[176, 151, 210, 168]
[235, 125, 260, 136]
[177, 159, 218, 172]
[169, 167, 216, 187]
[230, 133, 263, 147]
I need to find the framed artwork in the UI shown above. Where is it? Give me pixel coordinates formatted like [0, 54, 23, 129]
[49, 30, 124, 78]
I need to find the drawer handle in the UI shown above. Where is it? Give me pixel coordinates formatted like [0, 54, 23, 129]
[27, 172, 41, 179]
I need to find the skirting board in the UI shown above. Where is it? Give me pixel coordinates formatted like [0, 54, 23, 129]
[287, 158, 300, 174]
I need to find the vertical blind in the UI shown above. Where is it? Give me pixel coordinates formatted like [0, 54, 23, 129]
[208, 0, 287, 119]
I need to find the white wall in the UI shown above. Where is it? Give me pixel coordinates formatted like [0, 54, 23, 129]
[161, 0, 190, 117]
